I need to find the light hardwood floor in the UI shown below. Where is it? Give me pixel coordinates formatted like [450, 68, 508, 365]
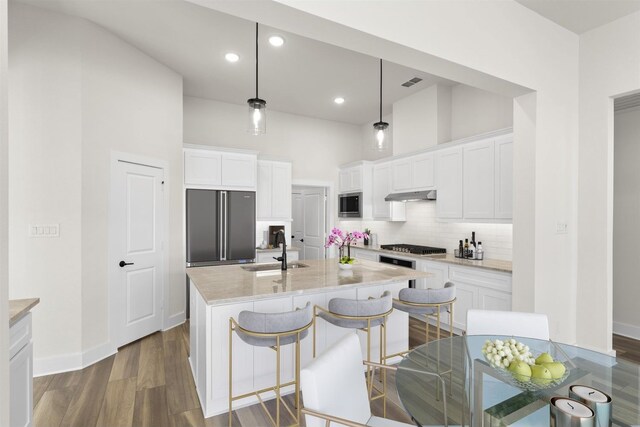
[32, 318, 640, 427]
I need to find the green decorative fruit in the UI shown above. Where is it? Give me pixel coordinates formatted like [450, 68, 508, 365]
[530, 364, 553, 385]
[535, 352, 554, 365]
[508, 360, 532, 382]
[542, 361, 566, 379]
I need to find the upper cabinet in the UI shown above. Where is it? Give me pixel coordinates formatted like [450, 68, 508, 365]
[339, 165, 363, 193]
[184, 147, 257, 190]
[373, 162, 406, 221]
[392, 153, 435, 193]
[257, 160, 292, 221]
[494, 135, 513, 219]
[435, 147, 463, 219]
[463, 139, 495, 219]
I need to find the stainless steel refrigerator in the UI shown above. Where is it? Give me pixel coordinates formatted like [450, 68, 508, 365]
[186, 189, 256, 266]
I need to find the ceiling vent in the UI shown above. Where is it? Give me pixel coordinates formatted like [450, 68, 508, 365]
[401, 77, 423, 88]
[615, 93, 640, 112]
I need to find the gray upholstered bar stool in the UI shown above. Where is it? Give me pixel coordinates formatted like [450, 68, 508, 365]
[312, 291, 393, 417]
[389, 282, 456, 358]
[228, 302, 314, 427]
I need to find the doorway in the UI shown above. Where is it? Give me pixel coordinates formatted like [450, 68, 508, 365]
[613, 93, 640, 346]
[109, 156, 166, 348]
[292, 185, 328, 260]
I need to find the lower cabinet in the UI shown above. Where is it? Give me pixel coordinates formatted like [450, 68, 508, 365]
[350, 248, 379, 262]
[9, 313, 34, 427]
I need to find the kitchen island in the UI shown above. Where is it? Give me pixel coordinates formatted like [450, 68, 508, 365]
[187, 258, 429, 417]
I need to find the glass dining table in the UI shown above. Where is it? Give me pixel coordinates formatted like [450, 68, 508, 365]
[395, 335, 640, 426]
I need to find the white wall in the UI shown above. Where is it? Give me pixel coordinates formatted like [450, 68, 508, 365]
[209, 0, 580, 345]
[392, 84, 451, 155]
[451, 84, 513, 140]
[8, 3, 184, 373]
[340, 202, 513, 261]
[578, 11, 640, 352]
[0, 0, 9, 421]
[613, 107, 640, 339]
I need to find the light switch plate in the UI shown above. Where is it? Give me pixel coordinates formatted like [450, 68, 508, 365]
[556, 222, 568, 234]
[28, 224, 60, 238]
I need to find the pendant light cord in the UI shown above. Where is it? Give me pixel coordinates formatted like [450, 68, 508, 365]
[379, 59, 383, 122]
[255, 22, 259, 99]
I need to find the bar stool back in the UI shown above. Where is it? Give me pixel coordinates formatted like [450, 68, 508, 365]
[313, 291, 393, 416]
[229, 302, 314, 427]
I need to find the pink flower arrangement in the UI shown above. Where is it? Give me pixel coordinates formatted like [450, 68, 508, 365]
[325, 228, 369, 264]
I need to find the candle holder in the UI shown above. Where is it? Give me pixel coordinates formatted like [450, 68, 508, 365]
[550, 397, 595, 427]
[569, 385, 612, 427]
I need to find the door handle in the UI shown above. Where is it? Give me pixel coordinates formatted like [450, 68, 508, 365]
[300, 239, 304, 243]
[119, 261, 134, 268]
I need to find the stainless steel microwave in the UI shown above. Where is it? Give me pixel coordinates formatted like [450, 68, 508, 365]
[338, 192, 362, 218]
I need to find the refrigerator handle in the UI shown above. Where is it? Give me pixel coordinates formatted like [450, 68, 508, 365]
[220, 191, 227, 260]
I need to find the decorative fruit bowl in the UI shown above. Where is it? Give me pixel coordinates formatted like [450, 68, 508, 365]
[482, 338, 570, 391]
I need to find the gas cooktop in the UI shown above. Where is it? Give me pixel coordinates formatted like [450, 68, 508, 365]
[380, 244, 447, 255]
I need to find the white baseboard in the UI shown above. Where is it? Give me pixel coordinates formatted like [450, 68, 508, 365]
[164, 311, 186, 331]
[613, 321, 640, 341]
[34, 352, 83, 377]
[34, 341, 117, 377]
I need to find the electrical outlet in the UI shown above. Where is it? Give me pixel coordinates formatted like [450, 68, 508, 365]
[556, 222, 568, 234]
[28, 224, 60, 238]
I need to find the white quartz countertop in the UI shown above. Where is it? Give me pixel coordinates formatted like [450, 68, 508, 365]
[187, 258, 430, 305]
[9, 298, 40, 326]
[354, 246, 512, 273]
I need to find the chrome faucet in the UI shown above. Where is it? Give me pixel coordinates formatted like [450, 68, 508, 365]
[273, 230, 287, 271]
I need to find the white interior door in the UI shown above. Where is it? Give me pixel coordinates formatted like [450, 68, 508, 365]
[303, 189, 326, 260]
[291, 192, 305, 257]
[113, 160, 164, 347]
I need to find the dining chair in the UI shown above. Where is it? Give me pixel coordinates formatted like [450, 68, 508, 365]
[300, 333, 414, 427]
[465, 309, 550, 340]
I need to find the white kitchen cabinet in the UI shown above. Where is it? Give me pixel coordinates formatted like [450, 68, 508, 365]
[412, 153, 435, 190]
[10, 313, 34, 427]
[448, 265, 512, 332]
[435, 147, 463, 219]
[184, 149, 222, 187]
[463, 139, 495, 219]
[257, 160, 292, 221]
[255, 249, 299, 263]
[221, 153, 257, 189]
[184, 147, 257, 190]
[494, 135, 513, 219]
[338, 165, 363, 193]
[350, 248, 379, 262]
[392, 153, 434, 193]
[373, 163, 406, 221]
[391, 158, 413, 192]
[415, 260, 449, 291]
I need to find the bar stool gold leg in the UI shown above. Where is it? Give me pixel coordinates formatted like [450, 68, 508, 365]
[295, 332, 301, 423]
[276, 335, 280, 427]
[312, 306, 317, 358]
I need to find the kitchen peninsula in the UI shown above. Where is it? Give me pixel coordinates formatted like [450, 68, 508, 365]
[187, 258, 429, 417]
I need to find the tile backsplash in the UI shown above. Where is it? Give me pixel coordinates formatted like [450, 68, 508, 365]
[338, 202, 513, 261]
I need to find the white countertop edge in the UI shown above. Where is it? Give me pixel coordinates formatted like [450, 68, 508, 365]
[196, 276, 425, 306]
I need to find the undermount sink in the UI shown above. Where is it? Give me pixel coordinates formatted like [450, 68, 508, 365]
[242, 262, 309, 272]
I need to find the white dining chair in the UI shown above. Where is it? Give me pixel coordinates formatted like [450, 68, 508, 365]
[300, 333, 413, 427]
[465, 309, 550, 340]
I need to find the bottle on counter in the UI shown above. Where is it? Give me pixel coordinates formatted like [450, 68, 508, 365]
[469, 242, 476, 259]
[471, 231, 476, 248]
[476, 242, 484, 260]
[464, 239, 469, 258]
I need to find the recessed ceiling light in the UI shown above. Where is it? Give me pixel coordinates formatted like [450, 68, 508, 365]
[225, 52, 239, 63]
[268, 36, 285, 47]
[334, 97, 345, 105]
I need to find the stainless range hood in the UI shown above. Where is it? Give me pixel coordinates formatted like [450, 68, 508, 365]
[385, 190, 437, 202]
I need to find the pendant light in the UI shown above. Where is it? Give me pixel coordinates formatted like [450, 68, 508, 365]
[247, 22, 266, 135]
[373, 59, 389, 151]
